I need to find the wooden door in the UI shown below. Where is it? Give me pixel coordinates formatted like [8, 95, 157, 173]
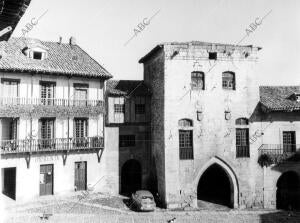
[75, 162, 87, 191]
[40, 164, 53, 196]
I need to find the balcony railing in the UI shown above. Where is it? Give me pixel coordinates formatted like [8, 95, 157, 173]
[0, 97, 104, 107]
[258, 144, 300, 163]
[0, 137, 104, 154]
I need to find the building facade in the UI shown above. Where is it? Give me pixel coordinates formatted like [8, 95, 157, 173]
[0, 37, 118, 201]
[105, 80, 152, 195]
[139, 42, 300, 209]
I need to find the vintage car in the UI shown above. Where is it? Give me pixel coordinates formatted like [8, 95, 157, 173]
[131, 190, 156, 211]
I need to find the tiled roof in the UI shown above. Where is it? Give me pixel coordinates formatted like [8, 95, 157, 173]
[260, 86, 300, 111]
[0, 0, 31, 41]
[106, 80, 151, 96]
[0, 37, 112, 79]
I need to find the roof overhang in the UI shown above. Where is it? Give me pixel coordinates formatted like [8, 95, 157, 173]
[0, 0, 31, 41]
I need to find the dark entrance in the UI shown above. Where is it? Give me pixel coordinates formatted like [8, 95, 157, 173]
[2, 167, 16, 200]
[121, 159, 141, 195]
[277, 171, 300, 210]
[75, 161, 87, 191]
[40, 164, 53, 196]
[197, 164, 232, 207]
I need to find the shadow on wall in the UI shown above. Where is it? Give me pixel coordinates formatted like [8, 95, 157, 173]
[259, 211, 300, 223]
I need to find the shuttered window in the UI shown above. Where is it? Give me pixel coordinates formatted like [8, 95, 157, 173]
[40, 81, 55, 105]
[1, 79, 19, 98]
[40, 119, 54, 139]
[74, 118, 88, 138]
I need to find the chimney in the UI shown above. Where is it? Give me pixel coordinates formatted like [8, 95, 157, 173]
[69, 36, 76, 45]
[58, 36, 62, 44]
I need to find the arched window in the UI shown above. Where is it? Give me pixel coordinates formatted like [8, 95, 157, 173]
[191, 71, 205, 90]
[178, 119, 193, 127]
[235, 118, 249, 125]
[222, 71, 235, 90]
[178, 119, 193, 160]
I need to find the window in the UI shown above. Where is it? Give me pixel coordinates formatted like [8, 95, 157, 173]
[179, 130, 193, 160]
[39, 118, 55, 149]
[235, 118, 249, 125]
[119, 135, 135, 147]
[209, 52, 217, 60]
[222, 72, 235, 90]
[74, 84, 88, 106]
[33, 51, 42, 60]
[74, 118, 88, 138]
[40, 81, 55, 105]
[1, 78, 19, 98]
[135, 104, 145, 114]
[283, 131, 296, 153]
[191, 71, 205, 90]
[114, 104, 125, 113]
[236, 128, 249, 157]
[178, 119, 193, 127]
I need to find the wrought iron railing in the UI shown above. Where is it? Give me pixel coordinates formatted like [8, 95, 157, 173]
[258, 144, 300, 163]
[0, 97, 104, 107]
[0, 137, 104, 154]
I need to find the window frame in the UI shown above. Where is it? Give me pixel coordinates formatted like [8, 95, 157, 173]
[135, 103, 146, 115]
[119, 135, 136, 147]
[179, 130, 194, 160]
[114, 103, 125, 113]
[222, 71, 236, 90]
[191, 71, 205, 90]
[236, 128, 250, 158]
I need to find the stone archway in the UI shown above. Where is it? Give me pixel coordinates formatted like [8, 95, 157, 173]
[276, 171, 300, 210]
[195, 157, 239, 208]
[121, 159, 142, 195]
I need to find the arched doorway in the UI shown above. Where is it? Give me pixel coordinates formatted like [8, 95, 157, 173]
[121, 159, 142, 195]
[276, 171, 300, 210]
[197, 164, 233, 208]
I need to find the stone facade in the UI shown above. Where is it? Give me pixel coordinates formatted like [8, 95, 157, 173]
[139, 42, 300, 209]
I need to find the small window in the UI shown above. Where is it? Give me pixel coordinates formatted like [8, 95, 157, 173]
[209, 52, 217, 60]
[119, 135, 135, 147]
[283, 131, 296, 153]
[135, 104, 145, 114]
[179, 130, 193, 160]
[114, 104, 125, 113]
[191, 71, 205, 90]
[236, 128, 250, 158]
[178, 119, 193, 127]
[222, 72, 235, 90]
[33, 51, 43, 60]
[235, 118, 249, 125]
[295, 94, 300, 102]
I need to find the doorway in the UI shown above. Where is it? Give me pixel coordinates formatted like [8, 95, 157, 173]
[75, 161, 87, 191]
[2, 167, 16, 200]
[197, 164, 233, 208]
[40, 164, 53, 196]
[121, 159, 141, 195]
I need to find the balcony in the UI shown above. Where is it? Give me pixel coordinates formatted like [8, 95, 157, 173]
[258, 144, 300, 164]
[0, 97, 104, 107]
[0, 137, 104, 155]
[0, 97, 105, 117]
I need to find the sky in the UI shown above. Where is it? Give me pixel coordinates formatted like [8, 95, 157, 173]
[13, 0, 300, 85]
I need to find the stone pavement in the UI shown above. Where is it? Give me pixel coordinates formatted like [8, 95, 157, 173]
[2, 192, 300, 223]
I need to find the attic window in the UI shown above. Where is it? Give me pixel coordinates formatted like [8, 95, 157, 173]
[209, 52, 217, 60]
[33, 51, 42, 60]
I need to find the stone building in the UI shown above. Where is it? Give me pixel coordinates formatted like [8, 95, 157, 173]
[139, 41, 300, 209]
[0, 37, 118, 201]
[105, 80, 151, 195]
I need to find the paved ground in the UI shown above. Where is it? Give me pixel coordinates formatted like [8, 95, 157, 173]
[2, 192, 300, 223]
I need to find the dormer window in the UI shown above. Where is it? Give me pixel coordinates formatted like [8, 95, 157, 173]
[33, 51, 42, 60]
[23, 45, 48, 60]
[288, 93, 300, 102]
